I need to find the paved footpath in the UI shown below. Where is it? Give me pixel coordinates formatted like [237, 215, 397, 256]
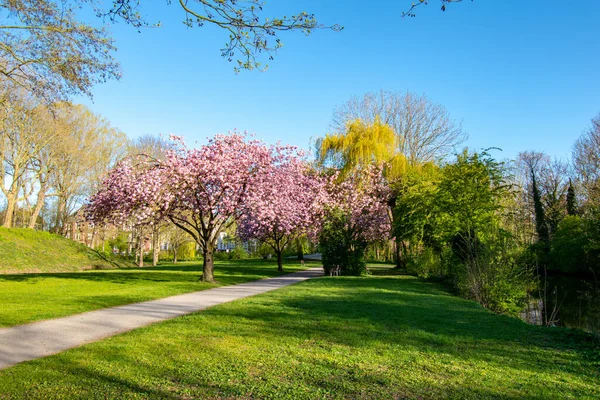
[0, 268, 322, 370]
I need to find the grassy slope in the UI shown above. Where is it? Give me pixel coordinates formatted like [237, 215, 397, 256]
[1, 269, 598, 399]
[0, 227, 131, 273]
[0, 259, 312, 328]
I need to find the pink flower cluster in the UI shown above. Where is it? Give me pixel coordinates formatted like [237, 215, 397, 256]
[85, 156, 172, 228]
[324, 165, 392, 242]
[237, 155, 327, 248]
[86, 133, 391, 250]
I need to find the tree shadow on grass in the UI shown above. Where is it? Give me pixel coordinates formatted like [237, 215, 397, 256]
[0, 270, 198, 285]
[38, 349, 533, 400]
[0, 259, 308, 285]
[0, 258, 312, 284]
[201, 276, 600, 383]
[10, 364, 172, 399]
[0, 274, 598, 399]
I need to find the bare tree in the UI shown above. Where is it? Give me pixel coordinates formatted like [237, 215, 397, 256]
[517, 151, 570, 241]
[0, 90, 57, 227]
[47, 104, 126, 234]
[127, 134, 173, 161]
[330, 90, 466, 165]
[573, 112, 600, 208]
[26, 120, 60, 229]
[540, 159, 570, 236]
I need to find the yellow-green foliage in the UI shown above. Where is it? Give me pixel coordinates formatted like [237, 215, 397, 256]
[317, 117, 407, 179]
[0, 227, 128, 274]
[177, 241, 197, 261]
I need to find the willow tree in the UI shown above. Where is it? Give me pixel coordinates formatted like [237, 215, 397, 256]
[316, 117, 407, 180]
[316, 117, 408, 267]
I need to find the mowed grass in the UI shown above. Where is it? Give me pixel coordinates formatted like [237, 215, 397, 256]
[1, 270, 598, 399]
[0, 227, 131, 273]
[0, 259, 312, 327]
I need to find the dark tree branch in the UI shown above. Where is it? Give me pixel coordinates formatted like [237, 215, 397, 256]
[403, 0, 471, 18]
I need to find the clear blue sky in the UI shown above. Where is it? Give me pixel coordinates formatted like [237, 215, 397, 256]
[78, 0, 600, 162]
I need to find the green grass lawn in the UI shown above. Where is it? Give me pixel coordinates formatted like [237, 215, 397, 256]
[1, 269, 598, 399]
[0, 227, 133, 273]
[0, 259, 312, 327]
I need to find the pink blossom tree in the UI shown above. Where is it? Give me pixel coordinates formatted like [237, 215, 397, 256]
[161, 133, 280, 281]
[85, 155, 172, 267]
[330, 166, 392, 241]
[87, 133, 279, 281]
[237, 155, 327, 271]
[320, 165, 392, 275]
[87, 132, 390, 280]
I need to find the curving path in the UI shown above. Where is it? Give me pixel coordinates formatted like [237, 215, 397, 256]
[0, 267, 322, 370]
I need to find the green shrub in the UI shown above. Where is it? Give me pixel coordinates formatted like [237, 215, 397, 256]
[158, 250, 172, 261]
[365, 241, 395, 263]
[449, 237, 534, 314]
[406, 247, 448, 279]
[214, 246, 249, 260]
[319, 211, 366, 276]
[176, 242, 196, 261]
[582, 281, 600, 335]
[253, 243, 273, 260]
[228, 246, 248, 260]
[549, 215, 589, 273]
[108, 233, 129, 253]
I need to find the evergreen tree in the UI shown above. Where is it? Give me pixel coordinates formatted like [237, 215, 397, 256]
[532, 170, 550, 259]
[566, 179, 578, 216]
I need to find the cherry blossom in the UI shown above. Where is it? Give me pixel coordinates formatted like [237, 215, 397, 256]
[237, 153, 327, 271]
[325, 165, 392, 244]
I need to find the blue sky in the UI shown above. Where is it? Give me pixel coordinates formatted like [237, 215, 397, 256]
[78, 0, 600, 162]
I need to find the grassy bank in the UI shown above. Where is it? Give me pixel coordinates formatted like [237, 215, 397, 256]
[0, 259, 312, 328]
[1, 270, 598, 399]
[0, 227, 131, 274]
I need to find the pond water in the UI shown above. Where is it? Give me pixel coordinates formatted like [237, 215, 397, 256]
[521, 274, 599, 334]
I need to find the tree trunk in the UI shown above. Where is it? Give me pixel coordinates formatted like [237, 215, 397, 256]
[72, 219, 78, 241]
[127, 230, 133, 256]
[201, 241, 215, 282]
[296, 238, 304, 261]
[3, 194, 16, 228]
[138, 234, 144, 268]
[394, 237, 402, 268]
[173, 246, 178, 264]
[53, 197, 66, 234]
[152, 227, 159, 266]
[28, 191, 45, 229]
[393, 237, 409, 269]
[276, 251, 283, 272]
